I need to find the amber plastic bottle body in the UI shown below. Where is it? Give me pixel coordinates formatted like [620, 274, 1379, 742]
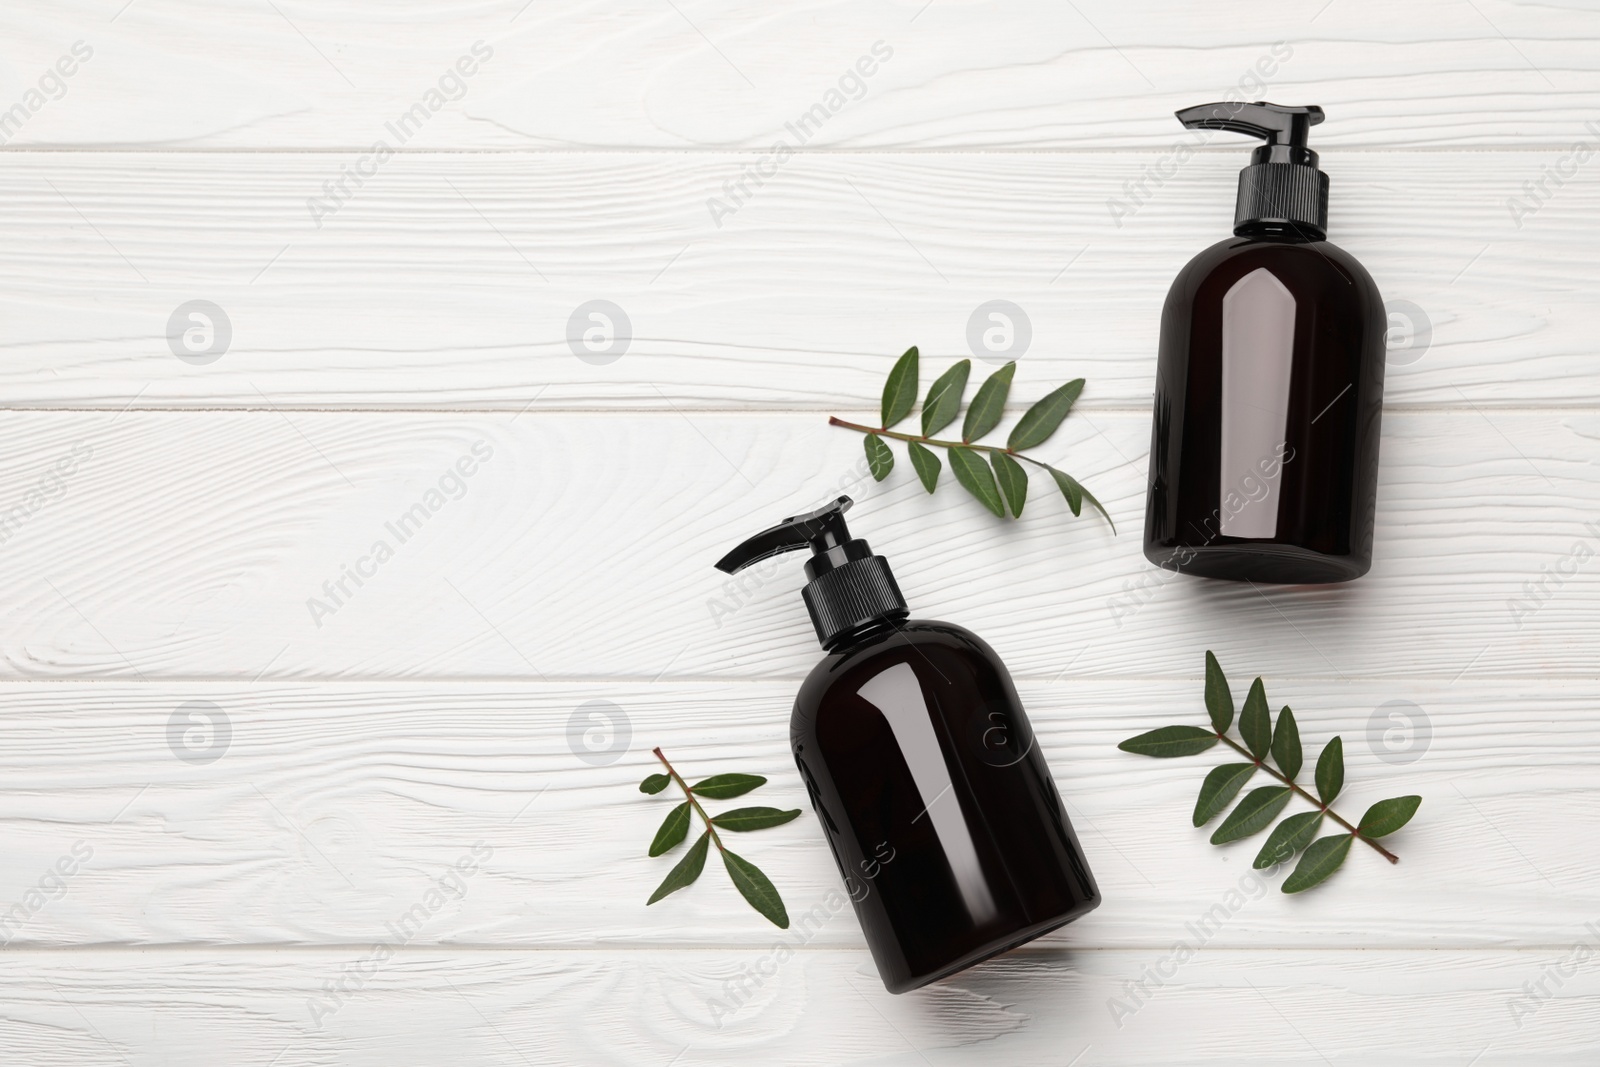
[1144, 229, 1386, 583]
[791, 618, 1099, 994]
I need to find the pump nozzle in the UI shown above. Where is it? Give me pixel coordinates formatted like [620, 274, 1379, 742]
[715, 496, 857, 575]
[1176, 100, 1330, 238]
[716, 495, 908, 649]
[1177, 102, 1322, 160]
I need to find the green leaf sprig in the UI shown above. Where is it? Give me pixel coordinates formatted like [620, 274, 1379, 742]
[830, 346, 1113, 528]
[640, 747, 800, 927]
[1117, 652, 1423, 894]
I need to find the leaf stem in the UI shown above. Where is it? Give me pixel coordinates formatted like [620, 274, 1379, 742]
[653, 747, 724, 854]
[1214, 732, 1398, 864]
[829, 416, 1050, 463]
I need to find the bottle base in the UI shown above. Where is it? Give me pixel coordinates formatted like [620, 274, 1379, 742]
[1144, 541, 1369, 584]
[882, 896, 1101, 995]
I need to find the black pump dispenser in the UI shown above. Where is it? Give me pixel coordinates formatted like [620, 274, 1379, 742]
[1144, 101, 1386, 584]
[716, 496, 907, 650]
[714, 494, 1102, 994]
[1177, 101, 1328, 238]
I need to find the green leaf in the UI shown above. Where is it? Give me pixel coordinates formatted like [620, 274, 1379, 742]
[1272, 705, 1302, 780]
[1045, 466, 1116, 533]
[1203, 650, 1233, 734]
[1239, 678, 1272, 760]
[1315, 736, 1344, 805]
[1117, 725, 1218, 758]
[648, 801, 691, 857]
[1007, 378, 1084, 451]
[1281, 833, 1354, 894]
[639, 773, 670, 795]
[1253, 811, 1323, 870]
[712, 806, 801, 832]
[961, 361, 1015, 443]
[691, 773, 766, 800]
[948, 447, 1004, 517]
[864, 433, 894, 481]
[991, 452, 1028, 517]
[723, 848, 790, 928]
[1358, 796, 1422, 839]
[647, 830, 710, 904]
[907, 440, 941, 493]
[1050, 464, 1082, 515]
[880, 346, 919, 429]
[921, 359, 971, 437]
[1209, 786, 1292, 844]
[1192, 763, 1256, 827]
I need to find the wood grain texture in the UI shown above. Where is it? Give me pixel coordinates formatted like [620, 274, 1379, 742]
[4, 1, 1598, 1058]
[0, 678, 1590, 948]
[2, 1, 1599, 150]
[0, 948, 1593, 1065]
[0, 409, 1593, 681]
[0, 152, 1592, 410]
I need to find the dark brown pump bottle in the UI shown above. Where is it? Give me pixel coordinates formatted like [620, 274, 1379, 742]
[716, 497, 1100, 994]
[1144, 102, 1386, 583]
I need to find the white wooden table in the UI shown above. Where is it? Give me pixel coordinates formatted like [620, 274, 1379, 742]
[1, 2, 1595, 1063]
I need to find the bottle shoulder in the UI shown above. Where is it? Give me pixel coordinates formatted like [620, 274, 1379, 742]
[1167, 234, 1381, 310]
[793, 619, 1007, 719]
[811, 618, 992, 668]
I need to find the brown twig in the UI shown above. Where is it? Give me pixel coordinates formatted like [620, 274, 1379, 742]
[827, 416, 1053, 468]
[652, 747, 724, 853]
[1214, 732, 1398, 864]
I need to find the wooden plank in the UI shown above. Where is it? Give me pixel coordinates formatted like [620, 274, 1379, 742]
[3, 2, 1598, 150]
[0, 409, 1593, 681]
[0, 151, 1592, 409]
[0, 677, 1589, 946]
[0, 947, 1591, 1064]
[3, 5, 1595, 1065]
